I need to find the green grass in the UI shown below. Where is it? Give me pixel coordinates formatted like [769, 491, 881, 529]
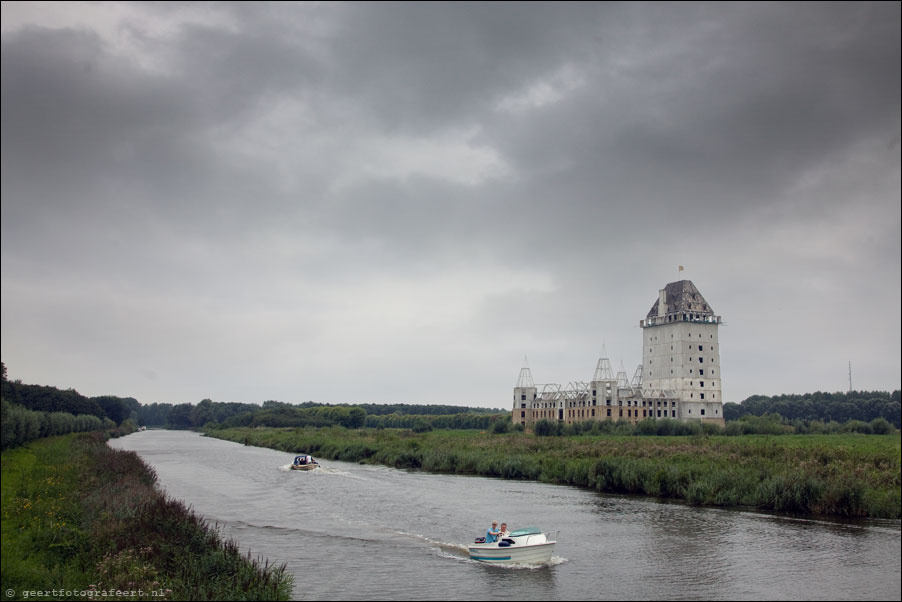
[207, 426, 901, 519]
[2, 433, 292, 601]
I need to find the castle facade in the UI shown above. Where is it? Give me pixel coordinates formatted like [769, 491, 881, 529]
[512, 280, 725, 428]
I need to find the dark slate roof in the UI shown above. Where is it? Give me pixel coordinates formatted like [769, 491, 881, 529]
[646, 280, 714, 319]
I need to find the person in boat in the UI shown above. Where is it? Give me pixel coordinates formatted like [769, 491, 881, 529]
[500, 522, 509, 538]
[486, 520, 502, 543]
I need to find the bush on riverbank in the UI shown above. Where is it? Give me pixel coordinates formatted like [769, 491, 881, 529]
[530, 414, 899, 437]
[1, 399, 116, 450]
[1, 433, 292, 601]
[206, 426, 901, 519]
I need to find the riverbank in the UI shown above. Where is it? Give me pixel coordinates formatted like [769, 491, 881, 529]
[206, 427, 901, 519]
[1, 432, 292, 601]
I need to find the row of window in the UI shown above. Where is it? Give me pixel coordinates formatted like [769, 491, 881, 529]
[522, 406, 720, 420]
[543, 408, 681, 419]
[606, 408, 677, 418]
[648, 332, 716, 342]
[649, 345, 717, 353]
[534, 398, 680, 409]
[669, 368, 716, 376]
[523, 398, 690, 412]
[649, 356, 716, 364]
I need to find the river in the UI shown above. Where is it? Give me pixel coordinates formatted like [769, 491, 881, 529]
[108, 430, 901, 601]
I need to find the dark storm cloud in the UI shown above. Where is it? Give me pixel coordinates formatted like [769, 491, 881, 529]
[1, 2, 899, 405]
[488, 3, 900, 222]
[321, 2, 603, 130]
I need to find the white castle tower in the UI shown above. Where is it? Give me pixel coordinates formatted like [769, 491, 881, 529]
[640, 280, 724, 424]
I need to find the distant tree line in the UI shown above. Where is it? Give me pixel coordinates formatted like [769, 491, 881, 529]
[724, 390, 900, 428]
[2, 379, 142, 423]
[364, 412, 509, 431]
[143, 399, 502, 430]
[352, 403, 502, 416]
[157, 399, 265, 429]
[206, 402, 368, 430]
[0, 399, 117, 450]
[1, 362, 141, 446]
[1, 361, 501, 434]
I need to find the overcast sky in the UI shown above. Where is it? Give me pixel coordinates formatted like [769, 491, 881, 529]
[2, 2, 899, 409]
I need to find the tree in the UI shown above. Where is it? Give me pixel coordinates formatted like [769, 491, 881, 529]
[168, 403, 195, 428]
[347, 407, 366, 429]
[191, 399, 216, 427]
[94, 396, 129, 425]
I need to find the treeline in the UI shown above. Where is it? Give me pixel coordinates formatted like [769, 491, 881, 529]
[2, 364, 140, 427]
[1, 361, 503, 433]
[2, 381, 140, 424]
[207, 401, 367, 430]
[148, 399, 266, 429]
[725, 390, 901, 428]
[144, 399, 503, 431]
[363, 412, 508, 431]
[352, 403, 502, 416]
[0, 363, 136, 449]
[155, 400, 369, 430]
[0, 398, 115, 450]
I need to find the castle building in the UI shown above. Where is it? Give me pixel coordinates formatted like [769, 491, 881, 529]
[512, 280, 725, 428]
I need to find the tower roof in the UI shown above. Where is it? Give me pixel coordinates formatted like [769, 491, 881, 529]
[592, 357, 615, 381]
[516, 357, 535, 388]
[646, 280, 714, 319]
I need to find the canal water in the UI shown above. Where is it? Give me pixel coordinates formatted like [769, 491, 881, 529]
[109, 430, 901, 601]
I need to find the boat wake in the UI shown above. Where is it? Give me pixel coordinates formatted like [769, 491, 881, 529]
[394, 530, 566, 569]
[278, 464, 355, 477]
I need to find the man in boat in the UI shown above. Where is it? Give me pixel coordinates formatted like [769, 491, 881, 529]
[500, 522, 509, 538]
[486, 520, 501, 543]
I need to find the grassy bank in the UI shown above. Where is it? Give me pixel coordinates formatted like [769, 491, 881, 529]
[1, 433, 292, 601]
[207, 427, 901, 519]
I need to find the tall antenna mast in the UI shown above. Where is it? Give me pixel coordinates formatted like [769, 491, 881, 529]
[848, 360, 852, 393]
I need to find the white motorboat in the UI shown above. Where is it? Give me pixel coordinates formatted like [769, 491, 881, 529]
[290, 454, 319, 471]
[468, 527, 556, 564]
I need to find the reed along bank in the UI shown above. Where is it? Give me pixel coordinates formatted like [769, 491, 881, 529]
[1, 432, 292, 601]
[207, 427, 901, 519]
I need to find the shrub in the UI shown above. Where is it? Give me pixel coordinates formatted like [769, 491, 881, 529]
[534, 419, 561, 437]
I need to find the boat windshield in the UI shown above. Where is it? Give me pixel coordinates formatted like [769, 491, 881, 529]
[509, 527, 542, 537]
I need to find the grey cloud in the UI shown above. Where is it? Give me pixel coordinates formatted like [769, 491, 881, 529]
[1, 2, 898, 405]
